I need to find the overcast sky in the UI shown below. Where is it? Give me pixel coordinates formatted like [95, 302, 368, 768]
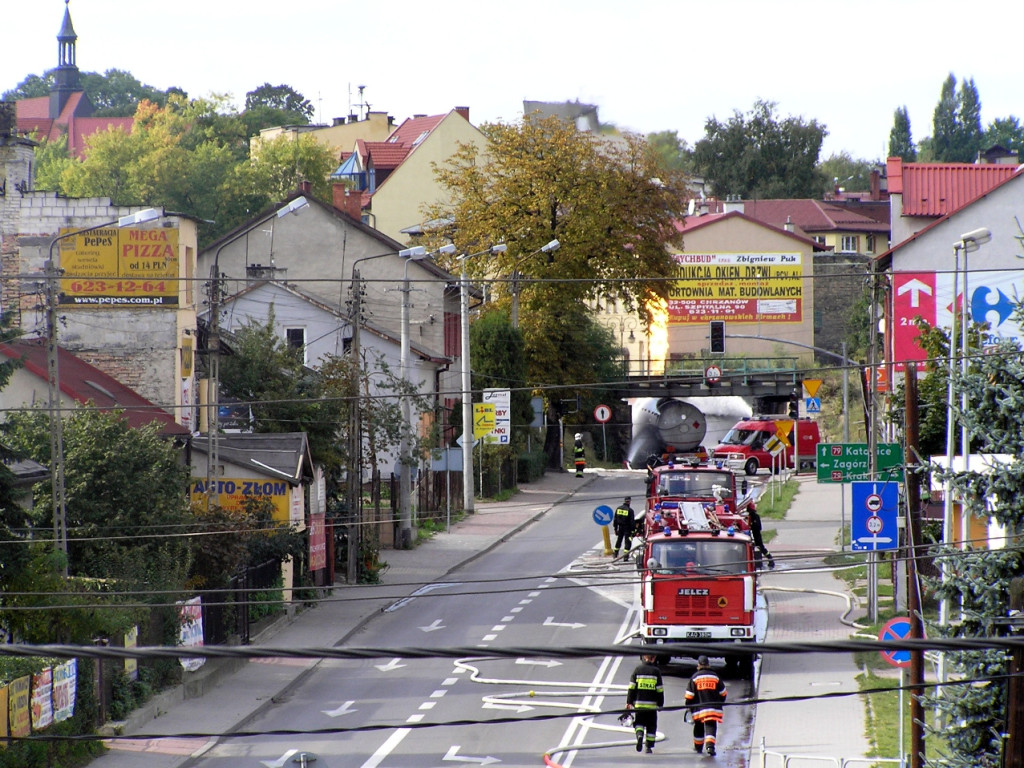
[4, 1, 1020, 163]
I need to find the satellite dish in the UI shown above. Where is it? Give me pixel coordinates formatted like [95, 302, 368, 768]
[687, 199, 696, 216]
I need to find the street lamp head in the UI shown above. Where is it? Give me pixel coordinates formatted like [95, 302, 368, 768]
[541, 239, 560, 253]
[276, 196, 309, 218]
[399, 245, 428, 260]
[117, 208, 162, 227]
[491, 243, 508, 254]
[434, 243, 457, 256]
[958, 227, 991, 252]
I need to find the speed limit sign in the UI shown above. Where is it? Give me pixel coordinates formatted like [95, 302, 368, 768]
[593, 404, 612, 423]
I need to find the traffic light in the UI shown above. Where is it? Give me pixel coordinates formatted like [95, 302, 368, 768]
[788, 396, 799, 418]
[709, 320, 725, 354]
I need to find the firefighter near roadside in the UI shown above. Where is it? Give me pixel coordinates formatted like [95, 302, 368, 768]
[745, 504, 775, 569]
[625, 652, 664, 753]
[612, 496, 638, 559]
[573, 433, 586, 477]
[684, 655, 727, 756]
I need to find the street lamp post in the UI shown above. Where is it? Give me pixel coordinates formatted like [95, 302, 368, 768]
[46, 207, 162, 574]
[510, 239, 559, 329]
[460, 243, 507, 513]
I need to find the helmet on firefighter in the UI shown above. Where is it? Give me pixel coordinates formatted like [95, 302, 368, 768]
[574, 433, 582, 440]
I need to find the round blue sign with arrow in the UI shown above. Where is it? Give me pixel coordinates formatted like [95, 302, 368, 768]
[593, 505, 614, 526]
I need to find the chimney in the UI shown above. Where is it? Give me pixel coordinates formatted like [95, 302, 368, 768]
[332, 117, 346, 126]
[784, 216, 794, 233]
[455, 106, 470, 122]
[333, 182, 363, 221]
[722, 194, 745, 214]
[298, 180, 312, 196]
[869, 169, 881, 201]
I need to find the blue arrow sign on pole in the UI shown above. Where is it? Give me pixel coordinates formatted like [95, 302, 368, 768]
[851, 481, 899, 551]
[593, 505, 614, 526]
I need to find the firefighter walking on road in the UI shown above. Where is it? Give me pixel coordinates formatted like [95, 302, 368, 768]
[612, 496, 637, 559]
[573, 433, 586, 477]
[625, 652, 664, 753]
[684, 655, 727, 756]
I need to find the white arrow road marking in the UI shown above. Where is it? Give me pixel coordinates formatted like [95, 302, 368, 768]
[261, 749, 298, 768]
[482, 701, 535, 713]
[443, 746, 501, 765]
[515, 658, 562, 668]
[543, 617, 586, 630]
[375, 658, 406, 672]
[321, 700, 357, 717]
[420, 619, 445, 632]
[897, 278, 933, 308]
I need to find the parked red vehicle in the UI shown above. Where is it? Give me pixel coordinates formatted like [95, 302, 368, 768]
[711, 417, 821, 476]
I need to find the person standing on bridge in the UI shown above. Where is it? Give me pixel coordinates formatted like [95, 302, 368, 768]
[684, 655, 727, 756]
[612, 496, 637, 559]
[573, 433, 586, 477]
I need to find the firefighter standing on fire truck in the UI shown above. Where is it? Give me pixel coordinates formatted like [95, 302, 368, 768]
[612, 496, 637, 559]
[684, 655, 727, 756]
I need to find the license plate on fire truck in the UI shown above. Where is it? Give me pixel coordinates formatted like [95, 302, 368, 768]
[685, 631, 712, 639]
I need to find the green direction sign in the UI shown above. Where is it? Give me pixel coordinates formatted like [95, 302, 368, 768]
[816, 443, 904, 484]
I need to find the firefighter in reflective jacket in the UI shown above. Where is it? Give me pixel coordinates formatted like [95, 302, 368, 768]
[612, 496, 636, 559]
[684, 655, 727, 756]
[573, 433, 586, 477]
[625, 652, 664, 753]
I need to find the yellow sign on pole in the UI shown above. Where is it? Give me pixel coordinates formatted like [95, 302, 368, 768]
[473, 403, 495, 438]
[803, 379, 822, 398]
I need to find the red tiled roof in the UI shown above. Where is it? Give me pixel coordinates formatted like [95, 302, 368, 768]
[15, 93, 134, 158]
[388, 114, 445, 145]
[673, 210, 827, 250]
[743, 199, 887, 234]
[0, 339, 188, 436]
[363, 141, 410, 169]
[887, 157, 1019, 217]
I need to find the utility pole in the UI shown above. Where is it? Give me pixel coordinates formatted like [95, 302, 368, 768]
[346, 271, 362, 584]
[1005, 577, 1024, 768]
[904, 361, 925, 768]
[44, 257, 68, 576]
[205, 261, 222, 510]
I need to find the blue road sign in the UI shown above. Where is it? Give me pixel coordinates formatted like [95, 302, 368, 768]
[878, 616, 913, 667]
[851, 481, 899, 551]
[593, 505, 614, 526]
[805, 397, 821, 413]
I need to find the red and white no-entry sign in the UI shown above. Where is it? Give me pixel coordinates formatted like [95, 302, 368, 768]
[865, 493, 883, 513]
[593, 404, 612, 423]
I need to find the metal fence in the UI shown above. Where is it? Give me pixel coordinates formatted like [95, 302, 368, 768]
[202, 558, 282, 646]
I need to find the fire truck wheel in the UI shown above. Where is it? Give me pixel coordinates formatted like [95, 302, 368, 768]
[744, 458, 759, 476]
[726, 653, 755, 679]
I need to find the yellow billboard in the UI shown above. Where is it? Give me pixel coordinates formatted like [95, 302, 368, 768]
[58, 226, 179, 306]
[190, 478, 293, 524]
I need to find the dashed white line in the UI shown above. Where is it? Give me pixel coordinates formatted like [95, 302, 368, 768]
[430, 690, 447, 698]
[418, 701, 436, 710]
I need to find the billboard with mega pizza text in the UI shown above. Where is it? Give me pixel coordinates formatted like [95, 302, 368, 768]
[668, 252, 803, 325]
[57, 226, 179, 306]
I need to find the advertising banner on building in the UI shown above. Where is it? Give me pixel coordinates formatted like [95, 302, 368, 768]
[189, 478, 292, 524]
[891, 270, 1024, 371]
[30, 668, 53, 731]
[668, 252, 803, 325]
[58, 226, 179, 307]
[309, 511, 327, 572]
[8, 675, 30, 739]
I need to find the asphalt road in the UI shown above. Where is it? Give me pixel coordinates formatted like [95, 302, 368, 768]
[179, 473, 754, 768]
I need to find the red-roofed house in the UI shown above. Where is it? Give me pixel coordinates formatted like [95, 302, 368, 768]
[330, 108, 486, 243]
[0, 339, 189, 438]
[12, 3, 134, 159]
[887, 156, 1020, 246]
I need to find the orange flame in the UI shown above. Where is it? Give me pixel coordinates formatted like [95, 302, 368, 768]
[646, 295, 668, 375]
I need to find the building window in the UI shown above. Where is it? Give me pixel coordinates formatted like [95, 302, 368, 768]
[840, 235, 860, 253]
[865, 234, 876, 253]
[813, 236, 827, 246]
[286, 327, 306, 364]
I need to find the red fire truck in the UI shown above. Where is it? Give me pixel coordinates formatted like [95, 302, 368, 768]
[634, 462, 765, 677]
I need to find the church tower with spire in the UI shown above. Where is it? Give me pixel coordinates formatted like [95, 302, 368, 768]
[50, 0, 90, 119]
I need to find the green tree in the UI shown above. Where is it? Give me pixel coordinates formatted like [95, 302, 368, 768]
[242, 83, 314, 134]
[692, 99, 828, 198]
[816, 152, 877, 195]
[1, 73, 52, 100]
[79, 68, 169, 116]
[921, 303, 1024, 766]
[646, 130, 693, 174]
[928, 74, 984, 162]
[468, 310, 533, 445]
[983, 116, 1024, 156]
[888, 106, 917, 161]
[244, 132, 336, 202]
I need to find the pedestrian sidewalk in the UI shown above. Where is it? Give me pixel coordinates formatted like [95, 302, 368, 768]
[87, 469, 594, 768]
[751, 472, 872, 763]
